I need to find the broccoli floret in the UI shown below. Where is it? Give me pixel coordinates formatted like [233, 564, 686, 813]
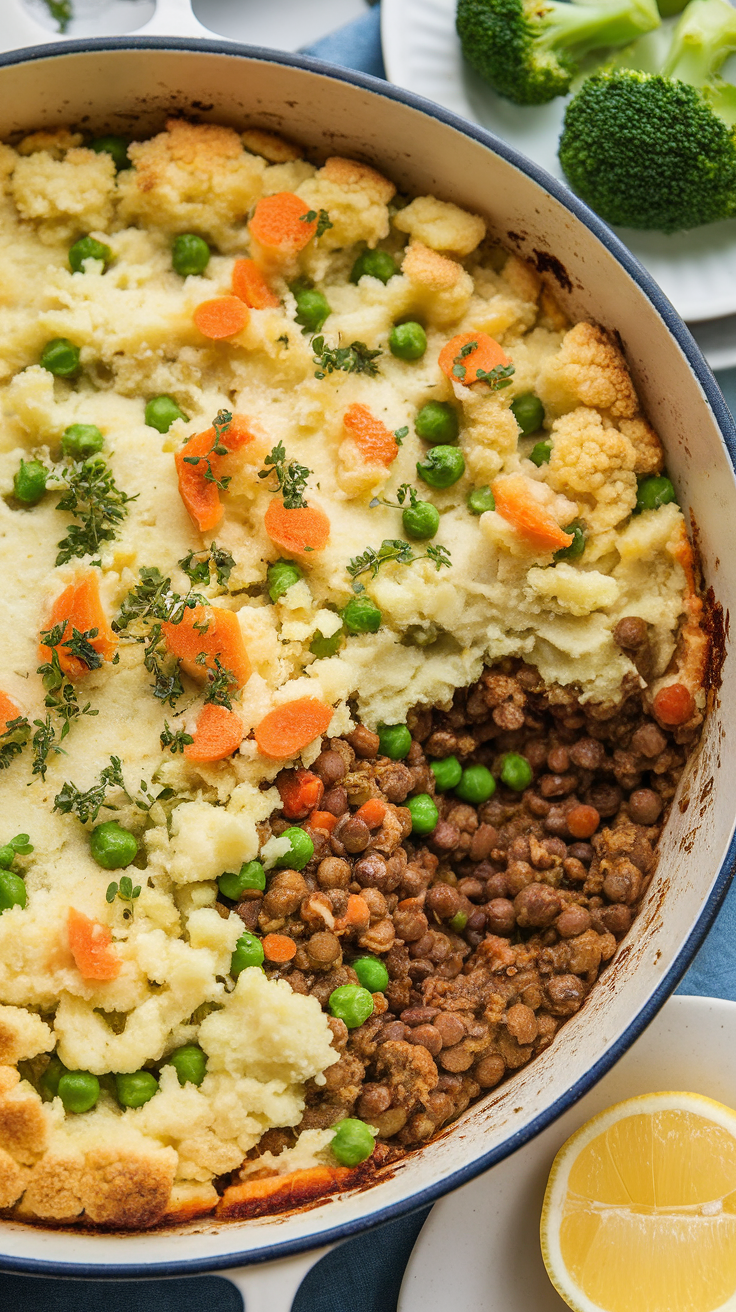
[558, 0, 736, 231]
[456, 0, 661, 105]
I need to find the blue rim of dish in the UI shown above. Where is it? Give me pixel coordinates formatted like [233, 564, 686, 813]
[0, 33, 734, 1282]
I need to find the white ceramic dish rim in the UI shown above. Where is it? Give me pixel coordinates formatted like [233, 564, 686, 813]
[0, 35, 733, 1280]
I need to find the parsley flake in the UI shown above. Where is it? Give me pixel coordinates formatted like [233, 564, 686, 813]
[178, 542, 235, 589]
[312, 336, 381, 380]
[301, 208, 333, 239]
[160, 722, 195, 754]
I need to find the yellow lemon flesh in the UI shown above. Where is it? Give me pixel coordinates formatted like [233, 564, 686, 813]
[541, 1092, 736, 1312]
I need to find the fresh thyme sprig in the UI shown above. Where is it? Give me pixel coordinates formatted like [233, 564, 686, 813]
[451, 341, 515, 391]
[347, 538, 452, 593]
[51, 459, 136, 566]
[370, 483, 421, 511]
[0, 716, 31, 771]
[54, 754, 157, 824]
[301, 208, 333, 239]
[312, 336, 382, 380]
[178, 542, 235, 589]
[258, 441, 311, 509]
[198, 655, 236, 710]
[106, 874, 142, 919]
[32, 624, 100, 779]
[160, 722, 195, 754]
[182, 409, 234, 492]
[113, 567, 208, 708]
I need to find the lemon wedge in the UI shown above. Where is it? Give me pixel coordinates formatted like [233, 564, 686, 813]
[540, 1092, 736, 1312]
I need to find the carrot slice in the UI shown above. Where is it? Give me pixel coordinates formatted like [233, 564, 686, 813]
[355, 798, 387, 829]
[175, 412, 255, 533]
[262, 933, 297, 963]
[439, 332, 511, 386]
[193, 296, 249, 340]
[249, 192, 317, 254]
[0, 691, 22, 732]
[184, 703, 244, 763]
[308, 810, 338, 834]
[491, 476, 574, 553]
[255, 698, 334, 760]
[232, 258, 280, 309]
[67, 908, 121, 981]
[162, 606, 251, 689]
[40, 573, 117, 679]
[277, 768, 325, 820]
[343, 403, 399, 467]
[653, 683, 695, 726]
[264, 499, 330, 556]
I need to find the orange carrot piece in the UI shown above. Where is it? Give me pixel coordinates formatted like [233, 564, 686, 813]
[264, 499, 330, 556]
[40, 573, 117, 679]
[491, 477, 574, 553]
[232, 258, 280, 309]
[249, 192, 317, 254]
[308, 810, 338, 834]
[0, 691, 22, 732]
[162, 606, 251, 689]
[184, 703, 244, 763]
[67, 908, 121, 981]
[653, 683, 695, 726]
[343, 403, 399, 467]
[277, 768, 325, 820]
[262, 933, 297, 963]
[216, 1164, 352, 1218]
[343, 894, 371, 930]
[255, 697, 334, 760]
[193, 296, 249, 340]
[175, 412, 255, 532]
[355, 798, 387, 829]
[439, 331, 511, 386]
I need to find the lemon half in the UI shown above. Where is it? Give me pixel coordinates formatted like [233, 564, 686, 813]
[541, 1092, 736, 1312]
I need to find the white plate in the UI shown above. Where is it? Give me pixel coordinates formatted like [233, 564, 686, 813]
[398, 995, 736, 1312]
[381, 0, 736, 324]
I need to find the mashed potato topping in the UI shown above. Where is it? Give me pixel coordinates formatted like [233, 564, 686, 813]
[0, 121, 705, 1227]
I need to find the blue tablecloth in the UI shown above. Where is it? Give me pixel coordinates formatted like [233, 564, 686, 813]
[3, 9, 736, 1309]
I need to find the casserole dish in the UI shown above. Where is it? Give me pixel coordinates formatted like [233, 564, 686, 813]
[0, 20, 733, 1309]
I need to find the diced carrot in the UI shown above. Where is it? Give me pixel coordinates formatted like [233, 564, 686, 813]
[491, 476, 574, 553]
[653, 683, 695, 726]
[277, 768, 325, 820]
[262, 933, 297, 963]
[162, 606, 251, 689]
[175, 412, 255, 532]
[67, 907, 121, 981]
[232, 258, 280, 309]
[308, 810, 338, 834]
[193, 296, 249, 340]
[264, 499, 330, 556]
[0, 691, 22, 732]
[342, 403, 399, 467]
[249, 192, 317, 254]
[355, 798, 387, 829]
[255, 697, 334, 760]
[40, 573, 117, 679]
[184, 703, 244, 763]
[439, 331, 511, 386]
[343, 893, 371, 930]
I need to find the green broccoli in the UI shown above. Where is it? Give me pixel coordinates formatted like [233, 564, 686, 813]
[455, 0, 661, 105]
[558, 0, 736, 231]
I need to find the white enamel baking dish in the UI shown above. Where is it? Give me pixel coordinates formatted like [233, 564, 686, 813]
[0, 9, 734, 1309]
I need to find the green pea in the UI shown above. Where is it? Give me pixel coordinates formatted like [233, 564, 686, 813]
[328, 984, 375, 1029]
[0, 848, 13, 871]
[272, 827, 314, 871]
[415, 401, 459, 445]
[69, 236, 112, 274]
[511, 392, 545, 437]
[377, 723, 412, 760]
[417, 445, 465, 489]
[467, 486, 495, 516]
[172, 233, 211, 277]
[331, 1117, 376, 1166]
[389, 321, 427, 361]
[40, 1057, 66, 1102]
[57, 1070, 99, 1114]
[448, 910, 468, 932]
[554, 520, 586, 562]
[350, 248, 397, 285]
[342, 597, 382, 634]
[40, 338, 80, 377]
[218, 860, 266, 901]
[167, 1044, 207, 1087]
[529, 440, 552, 467]
[13, 459, 47, 505]
[90, 135, 130, 171]
[267, 559, 303, 603]
[0, 871, 26, 912]
[636, 475, 676, 513]
[115, 1070, 158, 1108]
[310, 628, 344, 658]
[145, 395, 189, 434]
[352, 956, 390, 993]
[294, 287, 330, 333]
[430, 756, 463, 792]
[406, 793, 439, 835]
[62, 424, 104, 459]
[90, 821, 138, 870]
[231, 931, 265, 976]
[403, 500, 439, 541]
[500, 752, 533, 792]
[455, 764, 495, 805]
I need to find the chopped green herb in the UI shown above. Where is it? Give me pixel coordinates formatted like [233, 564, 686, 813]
[312, 336, 381, 380]
[54, 755, 156, 825]
[51, 458, 135, 566]
[258, 441, 311, 509]
[181, 409, 233, 493]
[178, 542, 235, 589]
[43, 0, 73, 32]
[198, 655, 236, 710]
[113, 567, 207, 708]
[160, 723, 195, 754]
[33, 625, 99, 779]
[106, 874, 142, 918]
[301, 208, 333, 238]
[0, 834, 33, 869]
[394, 426, 409, 446]
[0, 716, 31, 771]
[347, 538, 451, 591]
[451, 341, 515, 391]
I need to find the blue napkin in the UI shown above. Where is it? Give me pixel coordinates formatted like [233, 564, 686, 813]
[304, 7, 385, 80]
